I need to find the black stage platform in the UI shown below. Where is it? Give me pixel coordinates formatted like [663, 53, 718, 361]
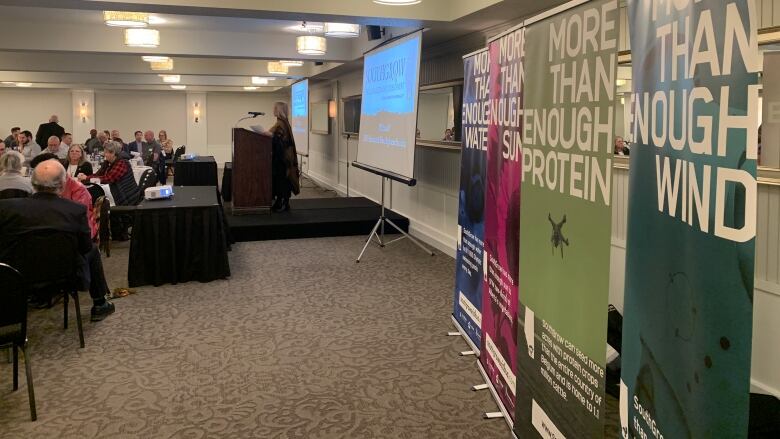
[226, 197, 409, 242]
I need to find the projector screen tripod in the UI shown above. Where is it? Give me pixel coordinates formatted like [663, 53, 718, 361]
[356, 175, 434, 263]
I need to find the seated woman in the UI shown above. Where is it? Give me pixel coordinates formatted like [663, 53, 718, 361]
[78, 141, 140, 206]
[62, 143, 93, 179]
[159, 139, 175, 183]
[0, 150, 33, 198]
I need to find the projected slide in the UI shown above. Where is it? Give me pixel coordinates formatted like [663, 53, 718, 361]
[356, 31, 422, 179]
[291, 79, 309, 156]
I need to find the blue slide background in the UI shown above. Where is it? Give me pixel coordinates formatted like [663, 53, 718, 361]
[291, 79, 309, 155]
[361, 36, 421, 116]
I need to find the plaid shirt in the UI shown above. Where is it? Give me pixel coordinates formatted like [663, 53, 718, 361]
[92, 159, 130, 184]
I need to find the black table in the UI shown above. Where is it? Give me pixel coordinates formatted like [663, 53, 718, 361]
[128, 186, 231, 287]
[174, 156, 218, 187]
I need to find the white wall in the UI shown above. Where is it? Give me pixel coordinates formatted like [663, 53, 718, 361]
[0, 89, 72, 141]
[95, 90, 187, 147]
[206, 91, 287, 164]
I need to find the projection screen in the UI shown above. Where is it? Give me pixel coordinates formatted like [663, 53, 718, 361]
[291, 79, 309, 156]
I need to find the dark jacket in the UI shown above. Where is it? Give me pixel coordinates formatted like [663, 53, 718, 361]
[61, 160, 93, 178]
[96, 159, 140, 206]
[35, 121, 65, 148]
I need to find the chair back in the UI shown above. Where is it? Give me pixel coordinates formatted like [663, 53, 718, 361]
[137, 168, 157, 197]
[174, 145, 185, 161]
[10, 230, 80, 290]
[0, 188, 30, 200]
[0, 263, 27, 340]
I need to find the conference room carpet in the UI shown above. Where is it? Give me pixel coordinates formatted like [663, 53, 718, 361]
[0, 236, 519, 438]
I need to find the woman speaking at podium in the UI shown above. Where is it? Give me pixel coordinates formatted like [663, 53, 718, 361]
[262, 101, 300, 212]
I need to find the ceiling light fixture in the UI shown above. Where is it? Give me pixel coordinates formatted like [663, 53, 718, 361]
[324, 23, 360, 38]
[15, 82, 32, 87]
[286, 21, 324, 33]
[267, 62, 289, 75]
[160, 74, 181, 83]
[251, 76, 271, 85]
[243, 86, 259, 91]
[280, 60, 304, 67]
[170, 85, 186, 90]
[150, 59, 174, 71]
[142, 55, 170, 62]
[104, 11, 149, 27]
[1, 81, 14, 85]
[296, 36, 327, 56]
[124, 28, 160, 48]
[373, 0, 422, 5]
[147, 15, 167, 25]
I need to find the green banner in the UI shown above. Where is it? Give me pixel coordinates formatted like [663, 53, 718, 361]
[514, 0, 619, 437]
[621, 0, 760, 437]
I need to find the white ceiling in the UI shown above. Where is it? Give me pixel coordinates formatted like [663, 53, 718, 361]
[0, 0, 566, 92]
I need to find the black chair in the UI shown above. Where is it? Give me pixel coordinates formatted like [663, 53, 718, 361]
[0, 263, 37, 421]
[173, 145, 185, 163]
[137, 168, 157, 198]
[0, 188, 30, 200]
[11, 231, 85, 349]
[94, 195, 111, 257]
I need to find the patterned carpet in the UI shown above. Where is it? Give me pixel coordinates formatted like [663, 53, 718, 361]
[0, 236, 517, 438]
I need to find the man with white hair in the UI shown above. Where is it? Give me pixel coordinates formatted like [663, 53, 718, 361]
[0, 159, 116, 321]
[42, 135, 68, 160]
[0, 150, 33, 194]
[35, 114, 65, 149]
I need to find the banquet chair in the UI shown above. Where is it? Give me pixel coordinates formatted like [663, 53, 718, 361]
[11, 231, 85, 349]
[93, 195, 111, 257]
[137, 168, 157, 196]
[0, 263, 37, 421]
[0, 188, 30, 200]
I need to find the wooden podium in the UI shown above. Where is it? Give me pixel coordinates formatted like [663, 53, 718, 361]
[232, 128, 272, 214]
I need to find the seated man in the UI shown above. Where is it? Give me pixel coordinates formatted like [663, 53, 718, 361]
[79, 141, 140, 206]
[41, 135, 68, 160]
[0, 160, 115, 321]
[0, 150, 33, 195]
[31, 153, 98, 239]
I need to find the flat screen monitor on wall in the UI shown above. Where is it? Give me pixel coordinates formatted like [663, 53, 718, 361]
[355, 30, 423, 180]
[343, 97, 361, 135]
[291, 79, 309, 156]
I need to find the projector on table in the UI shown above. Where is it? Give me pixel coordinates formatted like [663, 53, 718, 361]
[144, 185, 173, 200]
[180, 153, 197, 160]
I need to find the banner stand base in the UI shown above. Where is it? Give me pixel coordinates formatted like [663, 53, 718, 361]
[472, 384, 489, 391]
[356, 176, 434, 262]
[450, 315, 481, 357]
[460, 350, 476, 356]
[447, 331, 460, 336]
[476, 360, 514, 431]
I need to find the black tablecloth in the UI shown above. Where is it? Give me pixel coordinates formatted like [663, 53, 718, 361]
[128, 186, 231, 287]
[222, 162, 232, 202]
[174, 156, 218, 187]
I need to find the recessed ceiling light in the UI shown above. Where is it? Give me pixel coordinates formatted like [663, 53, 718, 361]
[104, 11, 149, 27]
[159, 74, 181, 83]
[1, 81, 14, 85]
[170, 85, 186, 90]
[267, 62, 289, 75]
[297, 36, 327, 56]
[373, 0, 422, 5]
[148, 15, 166, 25]
[150, 59, 174, 71]
[251, 76, 271, 85]
[324, 23, 360, 38]
[280, 60, 304, 67]
[285, 21, 324, 33]
[243, 86, 259, 91]
[15, 82, 32, 87]
[124, 28, 160, 47]
[142, 55, 170, 62]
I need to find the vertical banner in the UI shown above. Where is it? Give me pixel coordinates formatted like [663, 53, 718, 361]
[480, 26, 524, 418]
[514, 0, 619, 437]
[453, 49, 490, 349]
[622, 0, 759, 438]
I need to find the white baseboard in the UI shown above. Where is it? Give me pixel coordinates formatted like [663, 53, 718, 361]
[751, 377, 780, 398]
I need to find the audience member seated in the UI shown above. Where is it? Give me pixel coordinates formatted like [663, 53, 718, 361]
[614, 136, 630, 156]
[125, 130, 144, 156]
[62, 143, 93, 178]
[61, 132, 73, 152]
[35, 114, 65, 149]
[443, 128, 454, 141]
[4, 126, 20, 149]
[158, 130, 169, 145]
[79, 141, 140, 206]
[0, 151, 33, 196]
[17, 130, 41, 164]
[0, 142, 5, 156]
[111, 130, 126, 149]
[0, 160, 115, 321]
[41, 135, 68, 160]
[32, 154, 98, 240]
[160, 139, 174, 183]
[85, 129, 100, 153]
[141, 130, 161, 168]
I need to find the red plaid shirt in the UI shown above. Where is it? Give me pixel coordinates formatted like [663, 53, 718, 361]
[91, 159, 130, 184]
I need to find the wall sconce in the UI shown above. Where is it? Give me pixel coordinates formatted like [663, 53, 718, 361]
[80, 101, 88, 123]
[328, 99, 337, 118]
[193, 102, 201, 123]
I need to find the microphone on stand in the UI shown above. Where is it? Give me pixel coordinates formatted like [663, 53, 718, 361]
[248, 111, 265, 117]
